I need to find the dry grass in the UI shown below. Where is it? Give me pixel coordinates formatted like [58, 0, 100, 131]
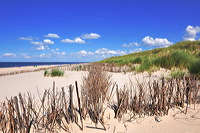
[81, 63, 112, 129]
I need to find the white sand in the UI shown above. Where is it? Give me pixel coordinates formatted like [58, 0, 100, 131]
[0, 66, 199, 133]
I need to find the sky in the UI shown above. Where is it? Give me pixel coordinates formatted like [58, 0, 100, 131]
[0, 0, 200, 62]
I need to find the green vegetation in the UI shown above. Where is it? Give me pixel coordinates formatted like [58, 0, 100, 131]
[188, 59, 200, 75]
[44, 69, 64, 77]
[99, 41, 200, 75]
[170, 68, 186, 78]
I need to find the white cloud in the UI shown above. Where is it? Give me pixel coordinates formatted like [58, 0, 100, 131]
[18, 37, 34, 41]
[183, 25, 200, 41]
[75, 37, 85, 43]
[95, 48, 126, 55]
[81, 33, 101, 39]
[60, 52, 66, 55]
[36, 46, 46, 51]
[53, 51, 67, 56]
[20, 54, 30, 58]
[61, 38, 74, 43]
[129, 48, 143, 53]
[51, 48, 60, 52]
[141, 36, 173, 47]
[3, 53, 16, 57]
[36, 53, 51, 58]
[77, 50, 94, 56]
[61, 37, 85, 44]
[43, 39, 54, 44]
[31, 39, 54, 45]
[31, 41, 43, 45]
[122, 42, 139, 47]
[44, 33, 60, 38]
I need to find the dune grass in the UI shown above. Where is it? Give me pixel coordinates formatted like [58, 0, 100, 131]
[44, 69, 64, 77]
[188, 59, 200, 75]
[99, 41, 200, 75]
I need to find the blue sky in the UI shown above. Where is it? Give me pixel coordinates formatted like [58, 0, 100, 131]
[0, 0, 200, 62]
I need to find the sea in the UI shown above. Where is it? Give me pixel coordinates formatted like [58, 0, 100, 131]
[0, 62, 86, 68]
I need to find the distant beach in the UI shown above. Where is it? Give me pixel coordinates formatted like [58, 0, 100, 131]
[0, 62, 87, 68]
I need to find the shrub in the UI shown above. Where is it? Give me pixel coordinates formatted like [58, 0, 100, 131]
[137, 58, 153, 72]
[44, 70, 50, 77]
[153, 55, 173, 69]
[171, 51, 190, 68]
[188, 59, 200, 75]
[51, 69, 64, 77]
[170, 68, 186, 78]
[134, 57, 142, 64]
[44, 69, 64, 77]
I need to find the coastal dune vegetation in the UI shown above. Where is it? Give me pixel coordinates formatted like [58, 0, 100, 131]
[44, 69, 64, 77]
[99, 41, 200, 75]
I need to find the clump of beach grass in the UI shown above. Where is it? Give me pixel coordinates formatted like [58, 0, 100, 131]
[170, 68, 186, 78]
[188, 59, 200, 75]
[44, 69, 64, 77]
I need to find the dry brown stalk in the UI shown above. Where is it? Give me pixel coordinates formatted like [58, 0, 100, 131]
[75, 81, 83, 130]
[81, 63, 112, 130]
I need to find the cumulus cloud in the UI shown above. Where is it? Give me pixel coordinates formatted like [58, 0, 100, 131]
[129, 48, 143, 53]
[76, 48, 126, 58]
[36, 46, 46, 51]
[77, 50, 94, 56]
[141, 36, 173, 47]
[36, 53, 51, 58]
[60, 52, 66, 55]
[183, 25, 200, 41]
[44, 33, 60, 38]
[51, 48, 60, 52]
[61, 37, 85, 44]
[3, 53, 16, 57]
[95, 48, 126, 55]
[20, 54, 30, 58]
[81, 33, 101, 39]
[31, 41, 43, 45]
[122, 42, 139, 47]
[74, 37, 85, 43]
[18, 37, 34, 41]
[55, 52, 66, 55]
[31, 39, 54, 45]
[61, 39, 74, 43]
[43, 39, 54, 44]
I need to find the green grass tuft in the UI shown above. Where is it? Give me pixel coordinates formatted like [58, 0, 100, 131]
[170, 68, 186, 78]
[188, 59, 200, 75]
[44, 69, 64, 77]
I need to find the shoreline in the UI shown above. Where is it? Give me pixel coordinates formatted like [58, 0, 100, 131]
[0, 63, 89, 76]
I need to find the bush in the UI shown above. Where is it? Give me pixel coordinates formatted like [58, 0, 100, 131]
[134, 57, 142, 64]
[188, 59, 200, 75]
[44, 69, 64, 77]
[51, 69, 64, 77]
[137, 58, 153, 72]
[44, 70, 50, 77]
[170, 68, 186, 78]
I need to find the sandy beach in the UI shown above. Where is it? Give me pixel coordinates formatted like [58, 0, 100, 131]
[0, 65, 199, 133]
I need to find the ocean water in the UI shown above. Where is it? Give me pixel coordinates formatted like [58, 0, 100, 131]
[0, 62, 86, 68]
